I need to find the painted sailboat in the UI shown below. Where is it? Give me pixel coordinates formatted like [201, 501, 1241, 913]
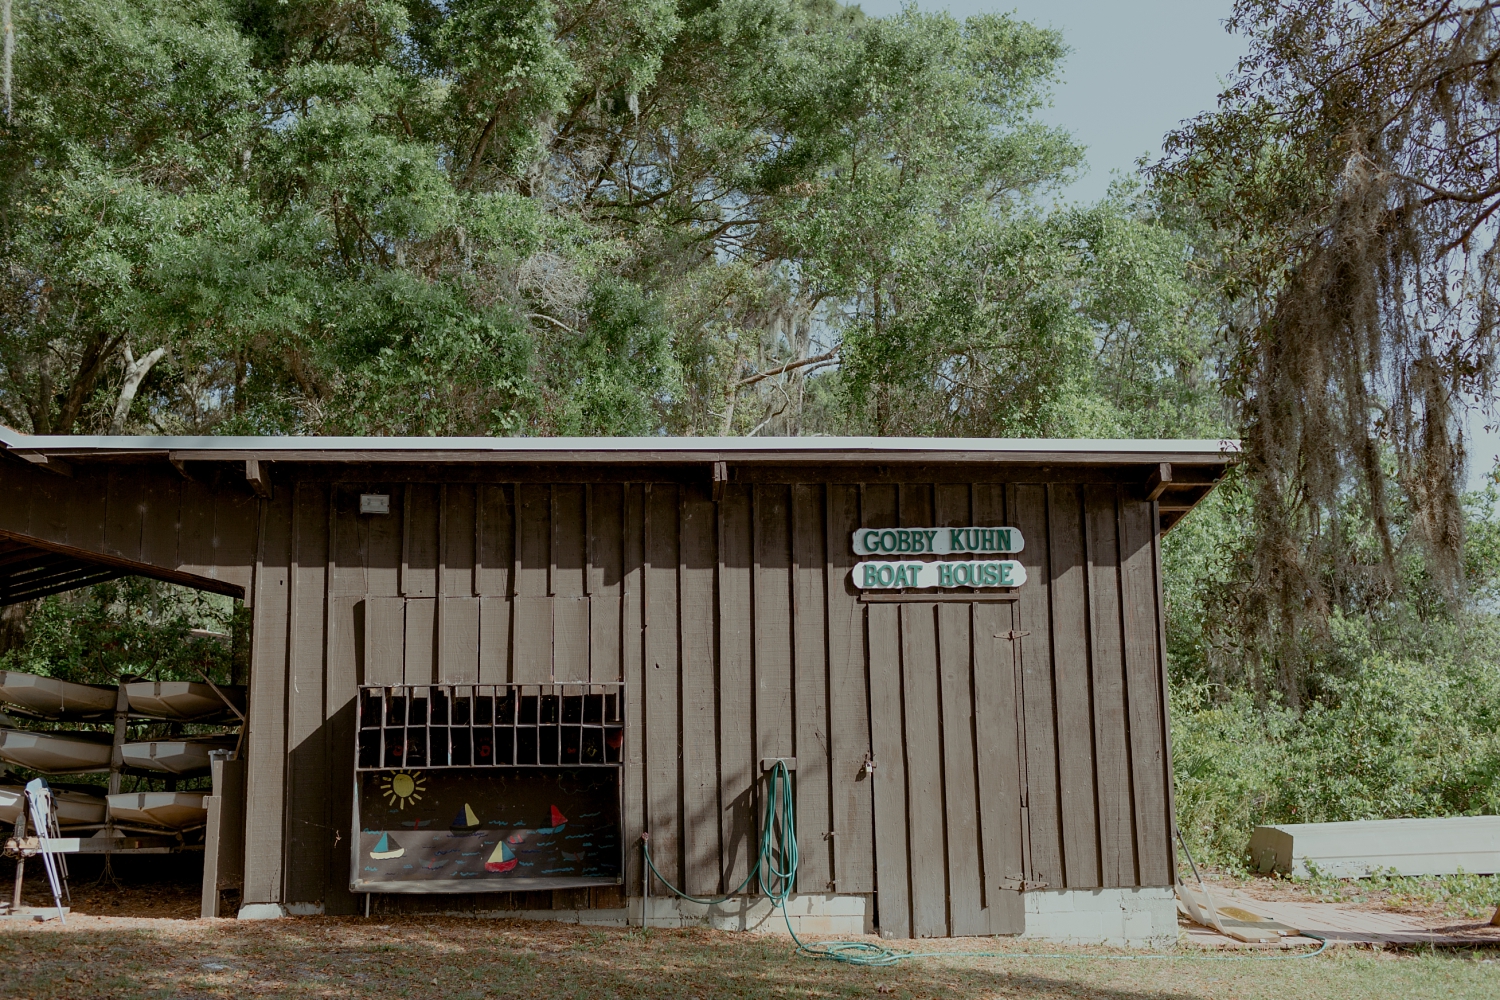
[451, 802, 480, 829]
[485, 839, 518, 873]
[370, 832, 404, 860]
[535, 805, 568, 835]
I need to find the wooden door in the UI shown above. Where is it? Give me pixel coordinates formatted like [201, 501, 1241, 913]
[869, 599, 1026, 938]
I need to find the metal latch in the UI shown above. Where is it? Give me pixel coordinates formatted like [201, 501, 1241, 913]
[1000, 876, 1049, 891]
[995, 631, 1031, 640]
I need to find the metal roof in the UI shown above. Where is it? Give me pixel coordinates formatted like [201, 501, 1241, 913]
[0, 428, 1239, 465]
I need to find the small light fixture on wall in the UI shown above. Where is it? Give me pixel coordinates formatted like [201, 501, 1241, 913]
[359, 494, 390, 515]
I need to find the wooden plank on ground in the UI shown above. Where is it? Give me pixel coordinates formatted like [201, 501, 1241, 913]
[1119, 495, 1171, 885]
[826, 483, 874, 894]
[866, 599, 909, 939]
[792, 483, 831, 893]
[476, 484, 514, 597]
[680, 482, 719, 895]
[403, 598, 436, 685]
[1049, 484, 1100, 888]
[718, 483, 756, 891]
[1084, 485, 1133, 888]
[286, 483, 330, 906]
[901, 602, 948, 938]
[243, 488, 291, 905]
[645, 484, 682, 888]
[1009, 483, 1061, 889]
[512, 596, 552, 684]
[552, 596, 589, 682]
[478, 597, 512, 684]
[438, 597, 481, 683]
[973, 601, 1026, 935]
[622, 484, 646, 895]
[937, 601, 984, 935]
[402, 484, 439, 597]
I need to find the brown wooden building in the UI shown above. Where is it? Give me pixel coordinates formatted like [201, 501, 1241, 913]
[0, 431, 1231, 941]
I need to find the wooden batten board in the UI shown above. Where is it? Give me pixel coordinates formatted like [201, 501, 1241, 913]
[514, 484, 550, 597]
[1008, 483, 1061, 888]
[552, 484, 587, 597]
[622, 484, 646, 894]
[440, 484, 476, 597]
[936, 602, 985, 936]
[680, 484, 720, 895]
[402, 484, 439, 597]
[644, 485, 682, 887]
[324, 593, 362, 914]
[589, 484, 625, 682]
[403, 598, 436, 685]
[552, 596, 590, 682]
[475, 484, 514, 597]
[438, 597, 481, 683]
[900, 603, 948, 938]
[825, 484, 874, 894]
[478, 597, 512, 683]
[754, 485, 795, 769]
[365, 597, 405, 685]
[328, 486, 368, 597]
[973, 601, 1026, 935]
[286, 483, 331, 904]
[1119, 497, 1172, 885]
[718, 484, 757, 891]
[791, 483, 831, 893]
[866, 600, 909, 939]
[244, 489, 292, 905]
[1083, 486, 1135, 888]
[512, 596, 551, 683]
[365, 486, 403, 597]
[1047, 484, 1101, 888]
[104, 466, 146, 563]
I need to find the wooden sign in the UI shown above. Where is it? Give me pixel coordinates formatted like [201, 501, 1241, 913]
[853, 559, 1027, 590]
[852, 526, 1024, 556]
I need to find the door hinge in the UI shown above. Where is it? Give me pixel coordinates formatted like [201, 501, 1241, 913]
[1001, 876, 1048, 892]
[995, 630, 1031, 640]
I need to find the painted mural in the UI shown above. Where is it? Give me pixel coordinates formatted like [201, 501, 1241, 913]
[354, 768, 621, 887]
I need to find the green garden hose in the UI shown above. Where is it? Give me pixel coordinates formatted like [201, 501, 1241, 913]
[641, 760, 1328, 966]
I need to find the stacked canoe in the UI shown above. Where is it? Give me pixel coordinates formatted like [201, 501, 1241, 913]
[0, 669, 242, 831]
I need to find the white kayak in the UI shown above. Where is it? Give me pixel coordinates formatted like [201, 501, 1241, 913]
[106, 791, 208, 830]
[125, 681, 244, 722]
[0, 786, 106, 826]
[0, 729, 113, 772]
[0, 671, 116, 719]
[121, 736, 237, 775]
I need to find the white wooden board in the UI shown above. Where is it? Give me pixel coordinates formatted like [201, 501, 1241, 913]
[1249, 816, 1500, 877]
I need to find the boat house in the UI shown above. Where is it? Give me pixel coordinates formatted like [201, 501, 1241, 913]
[0, 430, 1231, 942]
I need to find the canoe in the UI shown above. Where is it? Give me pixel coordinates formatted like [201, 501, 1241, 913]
[106, 791, 208, 830]
[125, 681, 245, 722]
[0, 786, 106, 826]
[0, 729, 113, 772]
[0, 671, 116, 719]
[121, 736, 237, 775]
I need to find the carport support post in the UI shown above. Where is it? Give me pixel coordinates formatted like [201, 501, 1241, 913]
[108, 682, 129, 796]
[10, 811, 24, 910]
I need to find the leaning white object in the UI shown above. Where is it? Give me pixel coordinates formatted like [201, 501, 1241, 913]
[106, 791, 209, 830]
[0, 671, 115, 718]
[1249, 816, 1500, 878]
[23, 779, 69, 923]
[0, 729, 113, 772]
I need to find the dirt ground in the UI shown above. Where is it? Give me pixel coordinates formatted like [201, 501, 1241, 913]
[2, 860, 1498, 999]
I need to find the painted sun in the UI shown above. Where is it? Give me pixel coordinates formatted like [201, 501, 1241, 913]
[380, 770, 426, 809]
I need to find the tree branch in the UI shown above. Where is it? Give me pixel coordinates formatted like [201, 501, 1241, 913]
[736, 348, 840, 389]
[109, 344, 167, 434]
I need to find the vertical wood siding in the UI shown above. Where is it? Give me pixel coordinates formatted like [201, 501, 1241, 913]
[224, 474, 1174, 927]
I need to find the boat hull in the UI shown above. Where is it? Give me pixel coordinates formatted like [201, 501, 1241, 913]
[125, 682, 245, 722]
[0, 729, 113, 772]
[0, 785, 107, 826]
[121, 737, 237, 775]
[0, 671, 116, 719]
[106, 791, 208, 830]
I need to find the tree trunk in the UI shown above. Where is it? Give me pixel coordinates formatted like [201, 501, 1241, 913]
[109, 344, 167, 434]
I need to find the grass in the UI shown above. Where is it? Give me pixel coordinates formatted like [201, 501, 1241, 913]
[0, 916, 1496, 1000]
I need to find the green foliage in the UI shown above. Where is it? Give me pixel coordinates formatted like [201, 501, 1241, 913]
[0, 579, 239, 688]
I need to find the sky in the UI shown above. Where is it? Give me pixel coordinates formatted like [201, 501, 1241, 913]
[856, 0, 1500, 487]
